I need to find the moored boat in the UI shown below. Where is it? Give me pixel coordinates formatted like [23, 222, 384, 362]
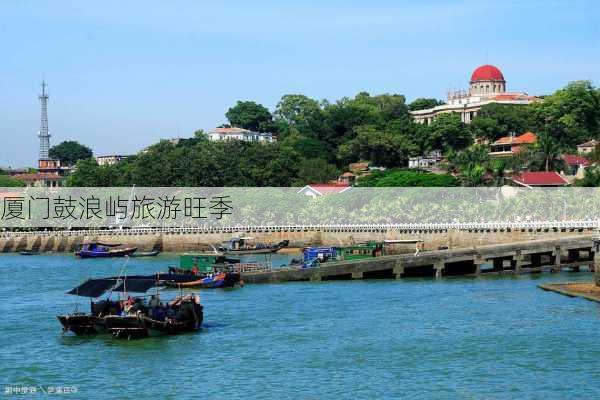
[19, 250, 39, 256]
[131, 250, 160, 257]
[74, 242, 137, 258]
[57, 277, 155, 335]
[302, 241, 387, 268]
[219, 237, 289, 255]
[104, 294, 203, 339]
[164, 272, 241, 289]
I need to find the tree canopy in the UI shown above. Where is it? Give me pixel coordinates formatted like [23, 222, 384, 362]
[225, 101, 274, 132]
[408, 98, 443, 111]
[470, 103, 536, 142]
[356, 169, 459, 187]
[0, 171, 25, 187]
[66, 80, 600, 187]
[49, 141, 93, 166]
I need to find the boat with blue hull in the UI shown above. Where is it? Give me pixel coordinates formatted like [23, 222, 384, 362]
[74, 242, 137, 258]
[164, 271, 241, 289]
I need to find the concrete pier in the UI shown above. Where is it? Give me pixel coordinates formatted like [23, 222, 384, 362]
[242, 236, 596, 284]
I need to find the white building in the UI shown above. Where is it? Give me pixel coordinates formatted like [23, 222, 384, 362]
[96, 155, 128, 166]
[577, 140, 598, 154]
[207, 127, 276, 143]
[408, 150, 443, 170]
[411, 65, 537, 125]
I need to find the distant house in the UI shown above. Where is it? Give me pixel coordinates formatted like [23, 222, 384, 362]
[562, 154, 589, 177]
[348, 162, 370, 174]
[508, 171, 569, 187]
[577, 139, 598, 154]
[13, 172, 65, 188]
[207, 127, 275, 143]
[13, 159, 69, 187]
[408, 150, 443, 170]
[96, 155, 128, 166]
[297, 183, 351, 197]
[338, 172, 357, 185]
[489, 132, 537, 156]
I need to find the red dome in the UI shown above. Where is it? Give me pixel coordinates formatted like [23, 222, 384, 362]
[470, 65, 504, 82]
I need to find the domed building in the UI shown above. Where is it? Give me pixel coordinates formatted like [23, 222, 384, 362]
[469, 64, 506, 95]
[411, 64, 537, 125]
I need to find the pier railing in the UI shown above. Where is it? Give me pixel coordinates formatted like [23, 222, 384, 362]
[1, 220, 599, 238]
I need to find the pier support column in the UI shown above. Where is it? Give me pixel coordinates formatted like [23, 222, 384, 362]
[553, 246, 561, 273]
[594, 240, 600, 286]
[393, 260, 404, 280]
[512, 252, 523, 274]
[434, 261, 444, 278]
[474, 256, 485, 276]
[351, 271, 363, 280]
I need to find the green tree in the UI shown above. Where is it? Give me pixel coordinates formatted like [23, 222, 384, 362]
[356, 169, 459, 187]
[282, 134, 333, 161]
[574, 165, 600, 186]
[293, 158, 339, 186]
[470, 103, 535, 141]
[320, 92, 410, 148]
[49, 140, 93, 166]
[274, 94, 323, 138]
[534, 132, 562, 172]
[225, 101, 274, 132]
[532, 80, 600, 147]
[408, 98, 443, 111]
[427, 113, 472, 151]
[0, 172, 25, 187]
[447, 144, 490, 186]
[337, 125, 417, 168]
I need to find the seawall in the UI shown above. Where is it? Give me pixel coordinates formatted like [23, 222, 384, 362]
[0, 226, 595, 253]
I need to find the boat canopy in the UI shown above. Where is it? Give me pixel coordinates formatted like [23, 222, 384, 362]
[66, 278, 156, 298]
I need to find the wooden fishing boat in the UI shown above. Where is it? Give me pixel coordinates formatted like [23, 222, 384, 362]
[219, 237, 289, 255]
[302, 241, 387, 268]
[171, 252, 270, 275]
[131, 250, 160, 257]
[104, 294, 203, 339]
[57, 277, 156, 335]
[58, 276, 204, 339]
[74, 242, 137, 258]
[164, 272, 241, 289]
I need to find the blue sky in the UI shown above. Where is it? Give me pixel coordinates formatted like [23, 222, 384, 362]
[1, 0, 599, 167]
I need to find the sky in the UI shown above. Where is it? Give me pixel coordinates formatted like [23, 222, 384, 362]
[1, 0, 599, 167]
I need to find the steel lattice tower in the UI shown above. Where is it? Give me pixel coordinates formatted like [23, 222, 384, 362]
[38, 81, 51, 159]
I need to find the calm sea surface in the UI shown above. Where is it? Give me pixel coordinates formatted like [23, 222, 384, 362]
[2, 253, 600, 399]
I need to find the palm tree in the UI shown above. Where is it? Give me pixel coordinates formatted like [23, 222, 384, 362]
[535, 132, 561, 172]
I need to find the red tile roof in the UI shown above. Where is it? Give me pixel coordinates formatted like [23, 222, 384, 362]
[493, 132, 537, 145]
[489, 93, 537, 101]
[511, 172, 568, 186]
[563, 154, 589, 166]
[301, 183, 351, 195]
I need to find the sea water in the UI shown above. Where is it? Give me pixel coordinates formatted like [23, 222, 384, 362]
[1, 253, 600, 399]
